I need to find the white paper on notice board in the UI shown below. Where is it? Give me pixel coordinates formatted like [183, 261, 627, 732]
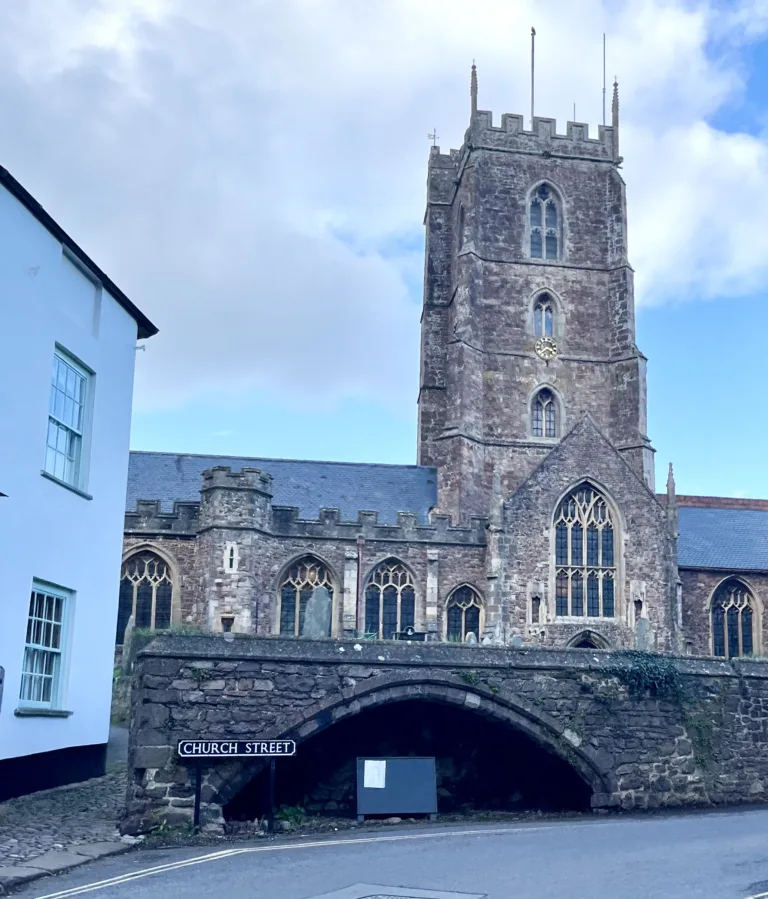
[363, 759, 386, 789]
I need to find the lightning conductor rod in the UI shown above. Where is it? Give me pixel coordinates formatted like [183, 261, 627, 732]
[602, 33, 606, 126]
[531, 27, 536, 128]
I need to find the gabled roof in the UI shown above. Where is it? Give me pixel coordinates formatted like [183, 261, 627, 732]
[677, 506, 768, 571]
[127, 451, 438, 525]
[0, 165, 158, 340]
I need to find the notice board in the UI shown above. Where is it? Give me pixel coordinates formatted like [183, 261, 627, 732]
[356, 757, 437, 819]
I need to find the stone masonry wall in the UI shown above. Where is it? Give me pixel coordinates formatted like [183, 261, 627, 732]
[123, 635, 768, 834]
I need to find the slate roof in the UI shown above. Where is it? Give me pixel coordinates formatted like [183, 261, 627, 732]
[677, 506, 768, 571]
[127, 451, 438, 525]
[127, 452, 768, 570]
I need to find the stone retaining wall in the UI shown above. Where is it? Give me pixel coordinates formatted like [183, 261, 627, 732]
[123, 635, 768, 833]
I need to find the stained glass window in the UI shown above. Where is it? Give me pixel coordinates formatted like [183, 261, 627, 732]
[711, 580, 755, 658]
[278, 557, 334, 637]
[553, 484, 616, 618]
[365, 560, 415, 639]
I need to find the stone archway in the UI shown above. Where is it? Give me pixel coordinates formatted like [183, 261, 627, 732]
[209, 672, 616, 818]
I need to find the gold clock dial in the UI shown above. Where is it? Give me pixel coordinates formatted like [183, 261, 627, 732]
[535, 337, 558, 361]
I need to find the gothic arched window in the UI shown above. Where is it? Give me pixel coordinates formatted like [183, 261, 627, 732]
[532, 388, 558, 438]
[446, 586, 483, 641]
[278, 557, 334, 637]
[533, 294, 554, 337]
[530, 183, 560, 260]
[117, 551, 174, 644]
[554, 484, 616, 618]
[365, 559, 415, 639]
[711, 579, 755, 658]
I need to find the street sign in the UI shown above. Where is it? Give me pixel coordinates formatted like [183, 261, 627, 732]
[177, 739, 296, 759]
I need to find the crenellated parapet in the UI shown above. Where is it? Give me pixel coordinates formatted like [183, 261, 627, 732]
[124, 500, 200, 535]
[271, 506, 487, 545]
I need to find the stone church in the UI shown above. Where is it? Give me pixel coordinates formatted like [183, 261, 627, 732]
[122, 71, 768, 659]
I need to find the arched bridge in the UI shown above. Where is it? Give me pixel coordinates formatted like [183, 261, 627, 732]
[123, 635, 768, 832]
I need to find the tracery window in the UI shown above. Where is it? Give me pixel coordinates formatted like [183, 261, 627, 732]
[365, 559, 415, 639]
[278, 557, 334, 637]
[533, 295, 554, 337]
[446, 586, 483, 641]
[532, 388, 558, 438]
[530, 184, 560, 260]
[711, 579, 755, 658]
[554, 484, 615, 618]
[117, 551, 174, 644]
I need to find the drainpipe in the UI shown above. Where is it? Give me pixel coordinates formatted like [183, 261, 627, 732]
[356, 535, 365, 635]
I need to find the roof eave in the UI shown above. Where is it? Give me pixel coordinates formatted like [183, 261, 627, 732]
[0, 166, 158, 340]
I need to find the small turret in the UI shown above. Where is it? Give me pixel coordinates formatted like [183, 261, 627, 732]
[470, 61, 478, 121]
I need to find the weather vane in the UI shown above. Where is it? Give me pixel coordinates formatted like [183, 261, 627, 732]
[427, 128, 439, 146]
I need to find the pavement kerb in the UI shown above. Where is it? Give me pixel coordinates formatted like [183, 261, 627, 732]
[0, 842, 133, 896]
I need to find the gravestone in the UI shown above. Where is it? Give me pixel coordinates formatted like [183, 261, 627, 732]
[510, 635, 524, 649]
[122, 614, 136, 674]
[635, 617, 654, 651]
[465, 632, 478, 644]
[302, 586, 332, 638]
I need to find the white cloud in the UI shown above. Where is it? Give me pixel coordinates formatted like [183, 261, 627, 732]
[1, 0, 767, 412]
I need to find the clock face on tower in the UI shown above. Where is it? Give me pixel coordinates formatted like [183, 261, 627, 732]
[535, 336, 558, 361]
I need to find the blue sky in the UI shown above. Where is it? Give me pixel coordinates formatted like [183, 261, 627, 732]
[3, 0, 768, 500]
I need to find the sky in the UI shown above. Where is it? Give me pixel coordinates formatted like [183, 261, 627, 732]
[2, 0, 768, 499]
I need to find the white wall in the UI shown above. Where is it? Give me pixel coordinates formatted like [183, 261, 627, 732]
[0, 184, 139, 761]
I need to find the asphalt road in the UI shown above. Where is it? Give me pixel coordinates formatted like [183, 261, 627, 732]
[14, 808, 768, 899]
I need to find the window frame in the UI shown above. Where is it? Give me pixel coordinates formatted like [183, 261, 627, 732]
[528, 183, 563, 262]
[117, 549, 177, 644]
[710, 578, 758, 659]
[364, 559, 417, 640]
[551, 483, 619, 621]
[19, 581, 73, 710]
[276, 555, 336, 637]
[445, 585, 484, 642]
[43, 347, 94, 493]
[531, 388, 559, 439]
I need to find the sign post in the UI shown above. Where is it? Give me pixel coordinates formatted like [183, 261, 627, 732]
[177, 740, 296, 833]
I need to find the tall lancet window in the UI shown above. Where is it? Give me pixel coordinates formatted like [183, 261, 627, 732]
[530, 184, 560, 260]
[711, 579, 756, 658]
[532, 388, 558, 438]
[554, 484, 616, 618]
[534, 295, 554, 337]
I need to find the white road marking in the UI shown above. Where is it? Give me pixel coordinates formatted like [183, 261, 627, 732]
[33, 824, 594, 899]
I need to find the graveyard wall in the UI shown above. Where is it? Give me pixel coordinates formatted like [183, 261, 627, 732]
[123, 634, 768, 833]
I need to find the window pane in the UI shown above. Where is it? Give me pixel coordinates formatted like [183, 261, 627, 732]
[587, 573, 599, 616]
[545, 306, 553, 337]
[530, 200, 542, 228]
[135, 582, 153, 628]
[545, 401, 556, 438]
[155, 583, 172, 630]
[556, 573, 568, 616]
[532, 401, 543, 437]
[587, 526, 599, 566]
[299, 586, 313, 635]
[556, 523, 568, 566]
[447, 605, 463, 640]
[365, 586, 380, 636]
[571, 524, 583, 566]
[546, 201, 557, 229]
[742, 607, 754, 656]
[602, 527, 614, 566]
[279, 585, 296, 634]
[545, 233, 558, 259]
[465, 605, 480, 638]
[400, 586, 415, 631]
[534, 306, 542, 337]
[382, 586, 398, 639]
[712, 604, 725, 657]
[531, 229, 542, 258]
[727, 606, 740, 658]
[603, 576, 614, 617]
[572, 573, 584, 616]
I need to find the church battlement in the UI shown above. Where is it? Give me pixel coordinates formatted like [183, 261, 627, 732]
[125, 499, 200, 535]
[201, 465, 273, 495]
[271, 505, 487, 545]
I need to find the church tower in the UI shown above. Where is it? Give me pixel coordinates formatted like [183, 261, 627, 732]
[418, 69, 655, 523]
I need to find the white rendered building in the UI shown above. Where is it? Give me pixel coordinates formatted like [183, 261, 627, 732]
[0, 165, 157, 798]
